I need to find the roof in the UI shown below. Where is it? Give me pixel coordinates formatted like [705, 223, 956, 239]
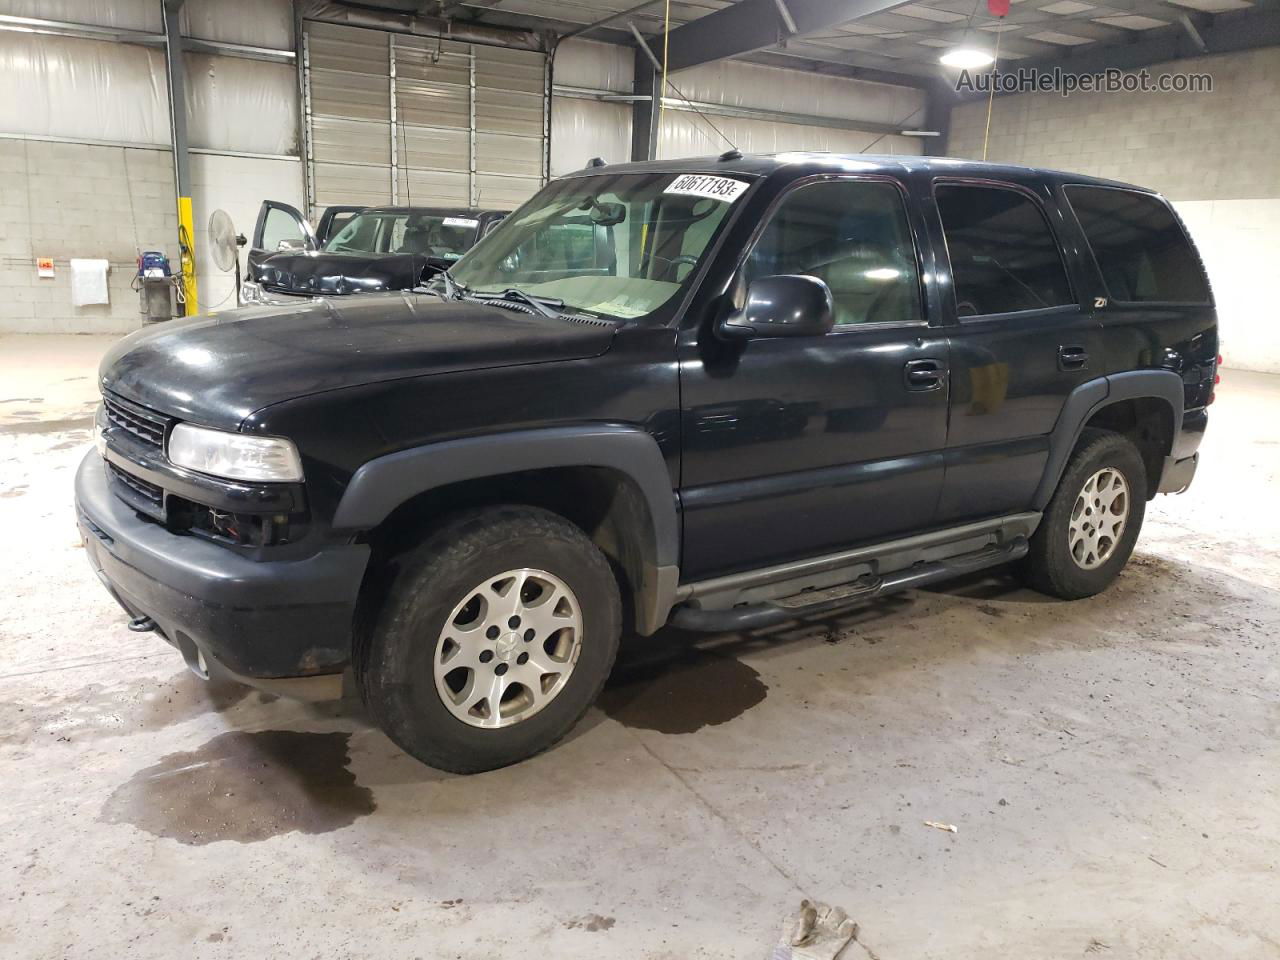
[558, 152, 1150, 193]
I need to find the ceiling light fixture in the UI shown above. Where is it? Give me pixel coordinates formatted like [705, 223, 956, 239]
[939, 47, 996, 68]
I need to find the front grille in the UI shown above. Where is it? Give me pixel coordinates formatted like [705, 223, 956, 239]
[108, 462, 163, 507]
[104, 394, 169, 449]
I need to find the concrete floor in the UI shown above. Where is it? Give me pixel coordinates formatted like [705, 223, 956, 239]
[1, 333, 1278, 959]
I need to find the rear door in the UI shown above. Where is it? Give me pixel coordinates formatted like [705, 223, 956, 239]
[930, 179, 1102, 523]
[247, 200, 318, 274]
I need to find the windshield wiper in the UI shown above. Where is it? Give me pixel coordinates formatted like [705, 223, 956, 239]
[415, 268, 467, 303]
[470, 287, 564, 319]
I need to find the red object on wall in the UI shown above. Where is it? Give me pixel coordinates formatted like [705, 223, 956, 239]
[988, 0, 1010, 15]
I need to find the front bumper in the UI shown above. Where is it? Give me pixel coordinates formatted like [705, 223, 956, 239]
[75, 450, 370, 680]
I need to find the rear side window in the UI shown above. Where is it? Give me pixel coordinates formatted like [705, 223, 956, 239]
[936, 184, 1073, 317]
[1065, 186, 1209, 303]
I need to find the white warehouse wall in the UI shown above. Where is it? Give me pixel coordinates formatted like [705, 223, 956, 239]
[660, 58, 926, 159]
[948, 48, 1280, 374]
[0, 140, 177, 334]
[552, 39, 928, 173]
[0, 1, 300, 333]
[552, 40, 634, 175]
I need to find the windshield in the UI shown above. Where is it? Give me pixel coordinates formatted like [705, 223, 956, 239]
[323, 212, 481, 259]
[450, 171, 750, 320]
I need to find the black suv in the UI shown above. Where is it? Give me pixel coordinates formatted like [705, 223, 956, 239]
[76, 153, 1216, 773]
[242, 201, 508, 304]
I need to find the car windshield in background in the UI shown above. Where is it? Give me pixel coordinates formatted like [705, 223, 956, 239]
[450, 172, 750, 320]
[323, 212, 480, 259]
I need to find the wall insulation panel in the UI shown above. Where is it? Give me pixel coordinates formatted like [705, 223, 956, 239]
[0, 32, 169, 145]
[551, 98, 631, 176]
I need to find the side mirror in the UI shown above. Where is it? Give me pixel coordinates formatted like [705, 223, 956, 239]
[717, 274, 835, 341]
[276, 237, 306, 252]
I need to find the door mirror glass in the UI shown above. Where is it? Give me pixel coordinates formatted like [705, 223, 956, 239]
[718, 274, 835, 340]
[275, 237, 306, 252]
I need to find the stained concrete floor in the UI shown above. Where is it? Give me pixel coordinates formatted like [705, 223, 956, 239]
[1, 333, 1278, 959]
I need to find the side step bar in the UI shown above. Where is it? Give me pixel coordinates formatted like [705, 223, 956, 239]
[669, 537, 1028, 633]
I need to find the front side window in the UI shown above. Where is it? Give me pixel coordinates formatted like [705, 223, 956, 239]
[936, 184, 1073, 317]
[1066, 186, 1209, 303]
[451, 172, 747, 320]
[262, 207, 308, 252]
[744, 179, 922, 326]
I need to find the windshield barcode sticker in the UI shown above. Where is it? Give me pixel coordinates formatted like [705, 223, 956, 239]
[663, 175, 749, 203]
[442, 217, 480, 228]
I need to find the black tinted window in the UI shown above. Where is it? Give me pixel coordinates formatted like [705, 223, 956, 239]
[745, 180, 922, 326]
[937, 185, 1073, 316]
[1066, 186, 1209, 302]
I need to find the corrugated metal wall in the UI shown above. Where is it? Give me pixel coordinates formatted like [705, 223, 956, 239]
[303, 21, 548, 213]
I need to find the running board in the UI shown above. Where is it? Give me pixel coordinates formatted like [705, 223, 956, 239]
[668, 537, 1028, 633]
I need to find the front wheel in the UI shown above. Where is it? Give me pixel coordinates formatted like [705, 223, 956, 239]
[356, 506, 621, 773]
[1019, 428, 1148, 600]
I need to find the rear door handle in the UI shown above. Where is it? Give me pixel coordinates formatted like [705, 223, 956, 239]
[1058, 345, 1089, 371]
[904, 358, 947, 391]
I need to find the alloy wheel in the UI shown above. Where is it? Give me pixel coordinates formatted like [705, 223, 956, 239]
[1068, 467, 1130, 570]
[433, 568, 583, 729]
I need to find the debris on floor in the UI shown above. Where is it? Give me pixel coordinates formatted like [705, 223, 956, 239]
[770, 899, 857, 960]
[923, 820, 958, 833]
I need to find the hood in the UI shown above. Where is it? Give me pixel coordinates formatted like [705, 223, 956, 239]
[100, 293, 617, 428]
[253, 251, 425, 296]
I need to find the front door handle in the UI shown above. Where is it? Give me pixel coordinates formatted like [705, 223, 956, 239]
[904, 358, 947, 391]
[1058, 345, 1089, 371]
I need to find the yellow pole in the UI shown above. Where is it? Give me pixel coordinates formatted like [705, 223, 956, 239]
[177, 195, 198, 315]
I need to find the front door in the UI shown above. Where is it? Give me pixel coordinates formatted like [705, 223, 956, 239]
[929, 180, 1102, 523]
[678, 176, 950, 582]
[246, 200, 318, 277]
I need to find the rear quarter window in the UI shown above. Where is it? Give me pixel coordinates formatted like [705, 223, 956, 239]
[1065, 186, 1209, 303]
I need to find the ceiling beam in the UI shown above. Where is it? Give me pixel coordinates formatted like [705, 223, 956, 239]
[742, 47, 937, 88]
[661, 0, 919, 72]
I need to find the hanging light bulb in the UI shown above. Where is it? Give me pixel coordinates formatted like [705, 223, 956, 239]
[939, 47, 996, 69]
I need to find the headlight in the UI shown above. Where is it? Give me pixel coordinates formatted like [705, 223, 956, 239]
[240, 280, 263, 304]
[167, 423, 303, 483]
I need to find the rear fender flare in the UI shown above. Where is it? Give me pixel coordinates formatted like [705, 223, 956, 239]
[1033, 370, 1184, 509]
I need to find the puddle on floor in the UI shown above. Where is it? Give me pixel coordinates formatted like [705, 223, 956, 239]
[100, 730, 375, 845]
[599, 649, 768, 735]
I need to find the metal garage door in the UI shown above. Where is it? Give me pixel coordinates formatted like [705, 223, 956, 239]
[302, 20, 548, 214]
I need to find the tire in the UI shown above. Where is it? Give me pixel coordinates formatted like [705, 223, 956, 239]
[356, 505, 621, 774]
[1019, 428, 1148, 600]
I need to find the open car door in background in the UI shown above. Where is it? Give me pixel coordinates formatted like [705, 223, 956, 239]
[247, 200, 317, 275]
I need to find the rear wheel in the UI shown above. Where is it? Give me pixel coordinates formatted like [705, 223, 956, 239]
[1019, 428, 1147, 599]
[356, 506, 621, 773]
